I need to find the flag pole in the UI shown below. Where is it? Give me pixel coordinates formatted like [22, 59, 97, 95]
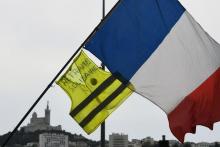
[1, 1, 122, 146]
[101, 0, 106, 146]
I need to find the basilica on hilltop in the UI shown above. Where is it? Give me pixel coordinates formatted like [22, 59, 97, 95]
[21, 102, 62, 132]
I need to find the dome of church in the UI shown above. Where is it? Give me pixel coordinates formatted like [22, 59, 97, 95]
[32, 112, 37, 118]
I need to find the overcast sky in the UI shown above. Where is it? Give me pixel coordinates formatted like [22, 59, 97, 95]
[0, 0, 220, 143]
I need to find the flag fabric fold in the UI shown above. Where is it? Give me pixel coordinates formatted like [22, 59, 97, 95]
[56, 50, 132, 134]
[84, 0, 220, 142]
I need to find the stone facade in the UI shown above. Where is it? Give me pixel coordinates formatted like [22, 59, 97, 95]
[39, 133, 68, 147]
[109, 133, 128, 147]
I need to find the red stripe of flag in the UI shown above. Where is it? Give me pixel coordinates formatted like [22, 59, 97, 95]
[168, 68, 220, 143]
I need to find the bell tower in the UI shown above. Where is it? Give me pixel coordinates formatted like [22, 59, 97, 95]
[45, 101, 50, 125]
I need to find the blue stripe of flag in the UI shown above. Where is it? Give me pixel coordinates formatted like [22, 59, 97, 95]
[85, 0, 185, 80]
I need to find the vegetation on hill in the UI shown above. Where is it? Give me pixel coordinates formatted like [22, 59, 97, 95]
[0, 129, 99, 147]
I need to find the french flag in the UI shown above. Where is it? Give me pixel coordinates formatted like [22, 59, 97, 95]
[85, 0, 220, 142]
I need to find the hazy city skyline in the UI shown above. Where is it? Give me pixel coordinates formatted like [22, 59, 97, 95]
[0, 0, 220, 143]
[1, 104, 219, 145]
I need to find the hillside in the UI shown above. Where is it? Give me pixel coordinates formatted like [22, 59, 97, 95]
[0, 129, 99, 147]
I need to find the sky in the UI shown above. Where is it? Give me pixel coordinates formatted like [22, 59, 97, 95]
[0, 0, 220, 143]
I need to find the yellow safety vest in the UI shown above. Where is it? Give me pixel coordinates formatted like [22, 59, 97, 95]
[57, 50, 133, 134]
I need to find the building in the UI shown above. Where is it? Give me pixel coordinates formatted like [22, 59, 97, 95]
[69, 141, 89, 147]
[21, 102, 62, 132]
[142, 137, 155, 145]
[109, 133, 128, 147]
[128, 139, 142, 147]
[39, 133, 68, 147]
[168, 140, 180, 147]
[158, 135, 169, 147]
[195, 142, 211, 147]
